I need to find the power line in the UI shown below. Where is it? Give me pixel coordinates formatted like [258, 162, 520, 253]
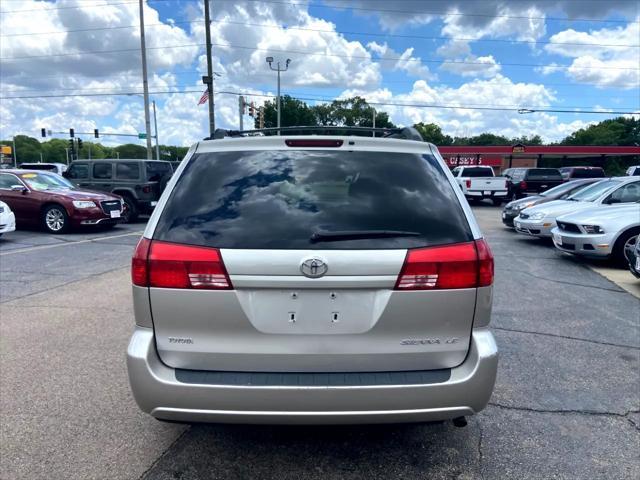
[210, 0, 640, 25]
[0, 68, 635, 90]
[1, 88, 637, 115]
[3, 83, 637, 101]
[2, 0, 637, 25]
[0, 1, 138, 14]
[2, 18, 638, 49]
[2, 41, 638, 72]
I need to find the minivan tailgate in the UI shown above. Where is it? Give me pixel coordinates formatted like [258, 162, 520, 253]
[150, 249, 477, 372]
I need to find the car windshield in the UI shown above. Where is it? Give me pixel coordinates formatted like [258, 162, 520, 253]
[154, 149, 473, 249]
[567, 179, 620, 202]
[540, 180, 593, 198]
[20, 172, 75, 191]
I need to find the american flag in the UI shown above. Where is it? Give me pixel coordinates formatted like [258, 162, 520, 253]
[197, 89, 209, 105]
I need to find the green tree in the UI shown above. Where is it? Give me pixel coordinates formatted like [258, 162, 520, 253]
[560, 117, 639, 146]
[323, 96, 394, 128]
[511, 135, 543, 145]
[113, 143, 147, 159]
[453, 132, 511, 146]
[6, 135, 42, 163]
[259, 95, 317, 129]
[413, 122, 453, 145]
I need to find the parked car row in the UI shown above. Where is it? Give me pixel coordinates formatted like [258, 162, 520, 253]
[452, 166, 613, 206]
[0, 170, 126, 233]
[0, 159, 178, 235]
[503, 177, 640, 275]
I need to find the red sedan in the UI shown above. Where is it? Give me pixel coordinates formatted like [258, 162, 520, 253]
[0, 169, 125, 233]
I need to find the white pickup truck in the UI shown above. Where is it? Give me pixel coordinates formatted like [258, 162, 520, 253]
[451, 166, 509, 205]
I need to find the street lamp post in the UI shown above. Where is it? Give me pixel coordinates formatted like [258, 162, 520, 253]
[138, 0, 153, 159]
[266, 57, 291, 135]
[152, 100, 160, 160]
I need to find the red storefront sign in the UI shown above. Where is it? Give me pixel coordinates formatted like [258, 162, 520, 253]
[443, 155, 503, 167]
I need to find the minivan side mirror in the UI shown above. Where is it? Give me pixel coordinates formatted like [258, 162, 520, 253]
[62, 171, 70, 178]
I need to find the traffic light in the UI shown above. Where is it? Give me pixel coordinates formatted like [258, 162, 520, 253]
[77, 138, 83, 150]
[68, 139, 75, 159]
[69, 128, 74, 138]
[255, 107, 265, 129]
[249, 102, 255, 117]
[41, 128, 47, 138]
[94, 129, 99, 138]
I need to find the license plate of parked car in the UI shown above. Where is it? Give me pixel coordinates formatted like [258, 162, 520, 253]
[110, 210, 121, 218]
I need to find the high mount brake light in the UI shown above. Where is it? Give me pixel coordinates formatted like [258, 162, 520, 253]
[395, 239, 494, 290]
[285, 139, 344, 148]
[131, 238, 232, 289]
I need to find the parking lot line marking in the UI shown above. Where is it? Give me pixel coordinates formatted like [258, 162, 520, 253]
[0, 231, 144, 256]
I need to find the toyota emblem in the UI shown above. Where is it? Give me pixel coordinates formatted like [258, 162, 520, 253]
[300, 257, 328, 278]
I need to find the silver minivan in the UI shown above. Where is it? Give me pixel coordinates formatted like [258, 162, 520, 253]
[127, 129, 498, 425]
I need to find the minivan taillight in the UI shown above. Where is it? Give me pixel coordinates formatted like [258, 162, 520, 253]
[395, 239, 493, 290]
[519, 180, 527, 190]
[131, 238, 232, 289]
[132, 237, 151, 286]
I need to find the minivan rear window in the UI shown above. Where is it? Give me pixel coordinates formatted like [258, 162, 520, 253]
[154, 150, 473, 249]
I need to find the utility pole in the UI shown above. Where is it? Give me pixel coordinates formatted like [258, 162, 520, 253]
[372, 108, 376, 137]
[65, 148, 69, 164]
[152, 100, 160, 160]
[266, 57, 291, 135]
[238, 96, 244, 130]
[12, 136, 17, 167]
[203, 0, 215, 137]
[139, 0, 153, 159]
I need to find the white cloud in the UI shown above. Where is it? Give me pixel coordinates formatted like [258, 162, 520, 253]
[337, 76, 587, 142]
[543, 22, 640, 89]
[367, 42, 432, 79]
[440, 51, 502, 78]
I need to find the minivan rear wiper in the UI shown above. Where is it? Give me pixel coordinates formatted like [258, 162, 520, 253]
[310, 230, 421, 243]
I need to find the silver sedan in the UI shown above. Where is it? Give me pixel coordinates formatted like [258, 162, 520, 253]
[551, 203, 640, 262]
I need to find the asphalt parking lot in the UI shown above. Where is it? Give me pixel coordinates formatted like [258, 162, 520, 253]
[1, 208, 638, 480]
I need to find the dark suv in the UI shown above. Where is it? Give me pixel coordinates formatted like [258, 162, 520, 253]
[559, 166, 605, 181]
[506, 168, 563, 200]
[64, 159, 173, 222]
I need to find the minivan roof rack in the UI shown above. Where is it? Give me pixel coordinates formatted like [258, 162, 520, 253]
[207, 126, 424, 142]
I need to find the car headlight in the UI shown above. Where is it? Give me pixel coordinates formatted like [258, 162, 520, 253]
[582, 225, 604, 234]
[72, 200, 97, 209]
[527, 212, 545, 220]
[515, 201, 535, 211]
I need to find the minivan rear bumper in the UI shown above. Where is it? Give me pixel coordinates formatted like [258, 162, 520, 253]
[126, 327, 498, 425]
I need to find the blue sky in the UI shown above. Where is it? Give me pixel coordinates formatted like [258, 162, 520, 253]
[1, 0, 638, 146]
